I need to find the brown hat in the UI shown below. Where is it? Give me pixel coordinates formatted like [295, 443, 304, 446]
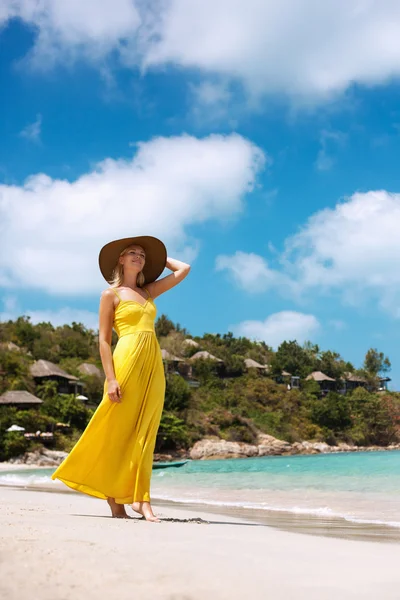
[98, 236, 167, 284]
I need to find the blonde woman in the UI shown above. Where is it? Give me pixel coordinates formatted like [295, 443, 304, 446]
[52, 236, 190, 521]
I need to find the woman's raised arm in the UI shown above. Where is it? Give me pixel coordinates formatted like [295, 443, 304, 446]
[146, 257, 190, 299]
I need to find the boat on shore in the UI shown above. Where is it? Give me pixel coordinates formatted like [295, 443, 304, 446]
[152, 460, 189, 470]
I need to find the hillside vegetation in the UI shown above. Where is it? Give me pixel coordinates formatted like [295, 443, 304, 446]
[0, 315, 399, 461]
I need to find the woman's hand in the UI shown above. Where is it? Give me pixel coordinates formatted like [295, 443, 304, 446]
[107, 379, 122, 403]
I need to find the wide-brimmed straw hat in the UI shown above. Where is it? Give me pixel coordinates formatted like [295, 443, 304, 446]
[98, 235, 167, 284]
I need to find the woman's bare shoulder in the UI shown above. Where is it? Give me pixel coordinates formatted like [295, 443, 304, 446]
[100, 288, 118, 304]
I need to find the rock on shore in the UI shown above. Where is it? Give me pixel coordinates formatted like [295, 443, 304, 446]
[4, 438, 400, 467]
[8, 448, 68, 467]
[189, 436, 400, 460]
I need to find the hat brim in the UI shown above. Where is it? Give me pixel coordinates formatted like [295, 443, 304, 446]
[98, 236, 167, 284]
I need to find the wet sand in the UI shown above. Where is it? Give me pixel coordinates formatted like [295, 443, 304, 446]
[1, 487, 400, 600]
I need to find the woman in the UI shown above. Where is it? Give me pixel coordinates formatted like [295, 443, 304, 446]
[51, 235, 190, 521]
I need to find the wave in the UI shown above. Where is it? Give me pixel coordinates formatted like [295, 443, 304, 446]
[0, 472, 55, 487]
[151, 492, 400, 529]
[2, 470, 400, 530]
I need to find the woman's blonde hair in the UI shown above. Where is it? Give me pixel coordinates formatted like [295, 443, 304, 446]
[109, 246, 146, 288]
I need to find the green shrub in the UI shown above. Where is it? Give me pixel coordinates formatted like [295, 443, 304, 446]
[164, 374, 191, 412]
[310, 392, 352, 432]
[1, 432, 29, 461]
[192, 358, 219, 382]
[40, 394, 92, 429]
[156, 411, 189, 452]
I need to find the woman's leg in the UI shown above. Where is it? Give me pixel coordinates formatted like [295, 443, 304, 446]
[131, 501, 160, 522]
[107, 497, 130, 518]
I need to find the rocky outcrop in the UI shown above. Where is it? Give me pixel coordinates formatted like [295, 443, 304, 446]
[8, 448, 68, 466]
[6, 438, 400, 466]
[190, 436, 400, 460]
[190, 438, 259, 460]
[257, 434, 292, 456]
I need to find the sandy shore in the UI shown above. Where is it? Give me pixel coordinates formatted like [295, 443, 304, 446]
[1, 487, 400, 600]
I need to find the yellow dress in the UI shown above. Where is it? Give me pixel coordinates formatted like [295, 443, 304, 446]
[51, 287, 165, 504]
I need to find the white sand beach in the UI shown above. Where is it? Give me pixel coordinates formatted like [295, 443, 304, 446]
[1, 487, 400, 600]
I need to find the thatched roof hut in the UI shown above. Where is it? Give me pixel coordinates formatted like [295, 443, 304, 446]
[344, 373, 367, 383]
[78, 362, 103, 378]
[0, 390, 43, 405]
[183, 339, 200, 348]
[30, 359, 79, 381]
[189, 351, 223, 363]
[244, 358, 269, 370]
[306, 371, 336, 382]
[161, 349, 184, 362]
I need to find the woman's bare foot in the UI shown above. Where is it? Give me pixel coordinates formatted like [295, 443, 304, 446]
[132, 501, 160, 522]
[107, 497, 130, 519]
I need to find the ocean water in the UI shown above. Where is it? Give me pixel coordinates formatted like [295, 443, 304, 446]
[1, 450, 400, 529]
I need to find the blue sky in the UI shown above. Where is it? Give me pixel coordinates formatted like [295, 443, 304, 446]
[0, 1, 399, 388]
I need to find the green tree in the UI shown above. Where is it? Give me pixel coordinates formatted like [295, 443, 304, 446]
[156, 412, 189, 451]
[164, 374, 191, 412]
[155, 314, 176, 338]
[348, 387, 398, 445]
[40, 394, 92, 429]
[317, 350, 349, 380]
[303, 341, 320, 362]
[0, 432, 30, 461]
[30, 322, 57, 361]
[310, 392, 352, 433]
[56, 323, 94, 360]
[223, 353, 245, 377]
[0, 348, 34, 394]
[36, 380, 58, 401]
[192, 358, 219, 383]
[271, 340, 312, 378]
[14, 316, 40, 352]
[79, 374, 104, 405]
[363, 348, 391, 377]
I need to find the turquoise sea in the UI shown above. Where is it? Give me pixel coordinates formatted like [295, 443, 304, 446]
[1, 450, 400, 528]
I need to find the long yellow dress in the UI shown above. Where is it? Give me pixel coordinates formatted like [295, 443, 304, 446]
[51, 287, 165, 504]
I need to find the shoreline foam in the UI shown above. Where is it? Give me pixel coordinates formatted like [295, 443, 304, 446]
[2, 478, 400, 543]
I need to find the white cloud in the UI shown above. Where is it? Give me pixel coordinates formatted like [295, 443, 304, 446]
[2, 0, 140, 68]
[216, 251, 293, 294]
[0, 133, 264, 295]
[3, 1, 400, 102]
[19, 113, 42, 143]
[140, 0, 400, 101]
[191, 81, 231, 107]
[315, 130, 346, 171]
[232, 311, 320, 348]
[217, 190, 400, 317]
[189, 80, 235, 125]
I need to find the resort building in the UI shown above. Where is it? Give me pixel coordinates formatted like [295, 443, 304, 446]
[78, 362, 104, 379]
[183, 338, 200, 349]
[272, 370, 301, 389]
[161, 348, 185, 374]
[161, 349, 199, 387]
[378, 376, 391, 392]
[338, 373, 368, 394]
[189, 351, 223, 363]
[244, 358, 269, 373]
[0, 390, 43, 408]
[30, 359, 84, 395]
[306, 371, 337, 394]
